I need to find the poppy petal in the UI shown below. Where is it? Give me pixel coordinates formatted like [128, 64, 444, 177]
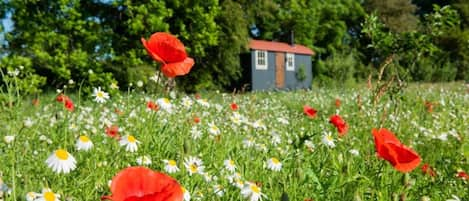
[145, 32, 187, 63]
[387, 142, 421, 172]
[141, 38, 165, 64]
[107, 167, 183, 201]
[372, 128, 421, 173]
[161, 57, 195, 78]
[303, 105, 317, 118]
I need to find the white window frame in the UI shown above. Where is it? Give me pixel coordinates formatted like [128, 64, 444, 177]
[255, 50, 268, 70]
[286, 53, 295, 71]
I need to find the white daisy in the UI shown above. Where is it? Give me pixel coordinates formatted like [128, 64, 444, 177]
[196, 99, 210, 107]
[149, 74, 160, 83]
[92, 87, 110, 103]
[26, 192, 39, 201]
[224, 159, 236, 172]
[349, 149, 359, 156]
[45, 149, 77, 174]
[119, 135, 140, 152]
[24, 118, 34, 128]
[277, 117, 289, 125]
[213, 184, 225, 197]
[163, 159, 180, 173]
[76, 135, 93, 151]
[4, 135, 15, 144]
[322, 132, 336, 148]
[208, 122, 220, 136]
[181, 187, 191, 201]
[181, 96, 193, 108]
[156, 98, 173, 113]
[34, 188, 60, 201]
[241, 182, 265, 201]
[190, 127, 202, 140]
[266, 157, 282, 171]
[243, 137, 255, 148]
[136, 155, 152, 165]
[184, 156, 205, 176]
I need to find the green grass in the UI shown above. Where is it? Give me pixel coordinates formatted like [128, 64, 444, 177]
[0, 82, 468, 201]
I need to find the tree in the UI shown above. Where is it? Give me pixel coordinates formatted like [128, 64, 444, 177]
[365, 0, 419, 32]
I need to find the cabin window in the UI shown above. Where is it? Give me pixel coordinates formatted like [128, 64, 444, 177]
[286, 53, 295, 71]
[255, 50, 268, 70]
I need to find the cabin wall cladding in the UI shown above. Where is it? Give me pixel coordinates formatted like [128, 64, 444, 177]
[284, 54, 312, 89]
[250, 51, 276, 90]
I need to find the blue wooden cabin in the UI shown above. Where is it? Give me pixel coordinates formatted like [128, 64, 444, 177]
[239, 39, 314, 91]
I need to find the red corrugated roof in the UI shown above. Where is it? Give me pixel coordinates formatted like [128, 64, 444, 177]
[249, 39, 315, 55]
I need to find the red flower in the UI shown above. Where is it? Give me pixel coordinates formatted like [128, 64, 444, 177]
[457, 171, 469, 180]
[194, 94, 201, 99]
[329, 115, 348, 136]
[106, 125, 120, 139]
[56, 93, 66, 102]
[193, 116, 201, 124]
[230, 103, 238, 111]
[32, 98, 40, 107]
[64, 98, 74, 112]
[421, 163, 436, 177]
[141, 32, 194, 78]
[303, 105, 317, 118]
[147, 101, 159, 111]
[372, 128, 421, 173]
[335, 98, 341, 108]
[102, 166, 183, 201]
[424, 101, 434, 113]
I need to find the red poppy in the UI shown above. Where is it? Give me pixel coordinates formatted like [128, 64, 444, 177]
[141, 32, 194, 78]
[32, 98, 40, 107]
[457, 171, 469, 180]
[147, 101, 159, 111]
[303, 105, 317, 118]
[329, 115, 348, 136]
[421, 163, 436, 177]
[230, 103, 238, 111]
[372, 128, 421, 173]
[56, 93, 66, 102]
[106, 125, 120, 139]
[335, 98, 341, 108]
[64, 98, 74, 112]
[424, 101, 434, 113]
[102, 166, 183, 201]
[193, 116, 200, 124]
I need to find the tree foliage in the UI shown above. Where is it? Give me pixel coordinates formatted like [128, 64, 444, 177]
[0, 0, 468, 93]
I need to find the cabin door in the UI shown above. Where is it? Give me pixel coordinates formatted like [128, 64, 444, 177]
[275, 52, 285, 88]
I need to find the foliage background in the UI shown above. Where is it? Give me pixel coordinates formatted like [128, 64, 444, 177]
[0, 0, 468, 92]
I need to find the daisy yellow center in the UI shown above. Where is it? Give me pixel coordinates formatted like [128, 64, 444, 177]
[181, 187, 186, 193]
[168, 160, 177, 166]
[55, 149, 69, 160]
[326, 135, 333, 141]
[127, 135, 136, 143]
[190, 164, 198, 172]
[250, 184, 260, 193]
[229, 160, 235, 166]
[97, 91, 104, 98]
[163, 98, 170, 104]
[79, 136, 90, 142]
[271, 157, 280, 164]
[44, 191, 56, 201]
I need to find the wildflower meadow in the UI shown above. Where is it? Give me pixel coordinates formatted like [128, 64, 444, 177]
[0, 79, 468, 200]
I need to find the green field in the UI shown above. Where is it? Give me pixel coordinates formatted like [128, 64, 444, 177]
[0, 83, 468, 201]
